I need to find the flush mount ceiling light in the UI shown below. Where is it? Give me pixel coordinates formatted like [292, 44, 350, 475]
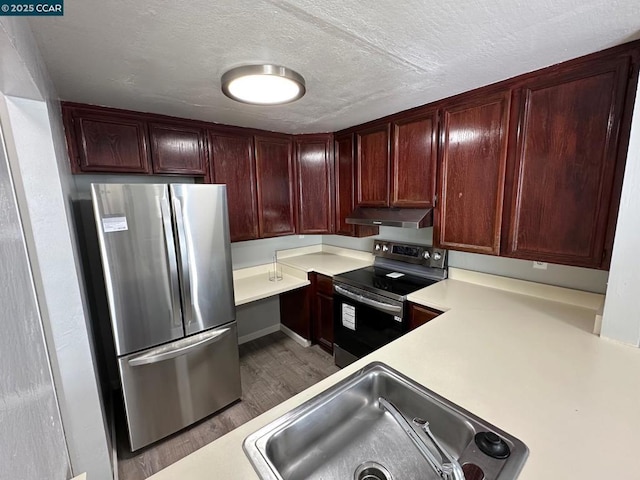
[221, 64, 306, 105]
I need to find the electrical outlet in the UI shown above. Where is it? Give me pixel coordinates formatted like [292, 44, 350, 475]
[298, 235, 305, 239]
[533, 261, 548, 270]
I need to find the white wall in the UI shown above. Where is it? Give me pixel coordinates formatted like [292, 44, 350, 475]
[236, 298, 281, 344]
[0, 109, 70, 480]
[601, 81, 640, 346]
[0, 18, 112, 480]
[232, 235, 322, 269]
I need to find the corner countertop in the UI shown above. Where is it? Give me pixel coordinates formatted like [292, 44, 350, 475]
[151, 270, 640, 480]
[276, 244, 373, 277]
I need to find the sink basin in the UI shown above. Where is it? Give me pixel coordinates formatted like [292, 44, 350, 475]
[244, 362, 528, 480]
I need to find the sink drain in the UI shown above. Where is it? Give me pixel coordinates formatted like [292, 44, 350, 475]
[354, 461, 393, 480]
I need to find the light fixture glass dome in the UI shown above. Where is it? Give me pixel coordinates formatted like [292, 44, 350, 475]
[221, 65, 306, 105]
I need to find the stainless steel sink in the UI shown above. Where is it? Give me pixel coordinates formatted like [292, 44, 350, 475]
[244, 362, 528, 480]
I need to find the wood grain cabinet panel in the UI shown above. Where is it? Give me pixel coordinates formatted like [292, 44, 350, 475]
[503, 57, 631, 268]
[294, 135, 334, 234]
[391, 109, 438, 207]
[436, 91, 511, 255]
[334, 133, 379, 237]
[408, 303, 443, 331]
[356, 124, 391, 206]
[255, 135, 296, 237]
[311, 273, 334, 353]
[149, 122, 207, 175]
[208, 131, 259, 242]
[280, 286, 311, 340]
[69, 108, 151, 173]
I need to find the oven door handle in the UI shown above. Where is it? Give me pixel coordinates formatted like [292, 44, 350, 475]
[334, 285, 403, 315]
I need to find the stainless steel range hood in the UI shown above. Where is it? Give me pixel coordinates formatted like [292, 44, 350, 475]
[346, 207, 433, 229]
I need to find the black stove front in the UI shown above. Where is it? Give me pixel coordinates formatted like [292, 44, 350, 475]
[332, 241, 447, 368]
[334, 266, 439, 300]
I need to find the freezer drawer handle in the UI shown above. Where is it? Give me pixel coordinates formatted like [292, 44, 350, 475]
[128, 328, 232, 367]
[334, 284, 402, 315]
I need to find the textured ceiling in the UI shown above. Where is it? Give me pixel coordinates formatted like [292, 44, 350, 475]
[29, 0, 640, 133]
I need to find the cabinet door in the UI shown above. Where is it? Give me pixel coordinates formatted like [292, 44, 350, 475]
[334, 134, 379, 237]
[280, 287, 311, 340]
[255, 135, 296, 237]
[149, 122, 207, 175]
[436, 91, 511, 254]
[295, 135, 334, 234]
[311, 273, 334, 353]
[315, 292, 334, 353]
[209, 131, 259, 242]
[408, 303, 442, 331]
[70, 109, 150, 173]
[356, 124, 391, 206]
[391, 109, 438, 207]
[503, 57, 631, 268]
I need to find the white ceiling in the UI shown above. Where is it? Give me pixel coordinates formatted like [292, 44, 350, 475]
[29, 0, 640, 134]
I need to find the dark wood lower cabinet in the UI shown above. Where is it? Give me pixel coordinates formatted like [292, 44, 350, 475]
[312, 273, 334, 353]
[279, 273, 334, 353]
[279, 286, 312, 340]
[408, 303, 443, 330]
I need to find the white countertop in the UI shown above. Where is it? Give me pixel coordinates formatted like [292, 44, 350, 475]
[233, 264, 309, 306]
[233, 245, 373, 306]
[152, 271, 640, 480]
[277, 245, 373, 276]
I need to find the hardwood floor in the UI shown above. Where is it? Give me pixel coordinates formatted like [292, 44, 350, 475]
[117, 331, 339, 480]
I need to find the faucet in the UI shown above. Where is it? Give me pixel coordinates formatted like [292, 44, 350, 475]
[378, 397, 465, 480]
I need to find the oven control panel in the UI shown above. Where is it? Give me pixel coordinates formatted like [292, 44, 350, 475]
[373, 240, 447, 269]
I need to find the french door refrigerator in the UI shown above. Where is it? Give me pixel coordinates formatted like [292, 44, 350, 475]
[91, 183, 241, 451]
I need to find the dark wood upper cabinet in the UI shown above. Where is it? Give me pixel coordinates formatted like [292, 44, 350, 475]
[435, 91, 511, 255]
[209, 131, 259, 242]
[149, 122, 207, 175]
[65, 106, 151, 174]
[502, 56, 632, 268]
[391, 109, 438, 207]
[335, 133, 356, 235]
[356, 124, 391, 206]
[294, 134, 334, 234]
[334, 133, 379, 237]
[254, 135, 296, 238]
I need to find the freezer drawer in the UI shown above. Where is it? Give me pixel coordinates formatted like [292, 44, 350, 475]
[118, 322, 241, 451]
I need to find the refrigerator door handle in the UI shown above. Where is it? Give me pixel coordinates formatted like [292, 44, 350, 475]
[172, 196, 194, 326]
[160, 196, 183, 329]
[128, 327, 232, 367]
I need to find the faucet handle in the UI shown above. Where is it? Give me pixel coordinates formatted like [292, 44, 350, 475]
[412, 417, 465, 480]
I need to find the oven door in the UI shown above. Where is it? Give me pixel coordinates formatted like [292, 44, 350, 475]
[333, 283, 406, 367]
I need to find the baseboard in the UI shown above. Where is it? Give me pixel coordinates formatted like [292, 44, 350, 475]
[238, 324, 281, 345]
[280, 324, 312, 347]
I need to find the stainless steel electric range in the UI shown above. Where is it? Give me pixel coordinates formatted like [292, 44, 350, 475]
[333, 240, 447, 368]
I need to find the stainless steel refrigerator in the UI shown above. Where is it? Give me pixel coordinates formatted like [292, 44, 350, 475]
[90, 183, 241, 451]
